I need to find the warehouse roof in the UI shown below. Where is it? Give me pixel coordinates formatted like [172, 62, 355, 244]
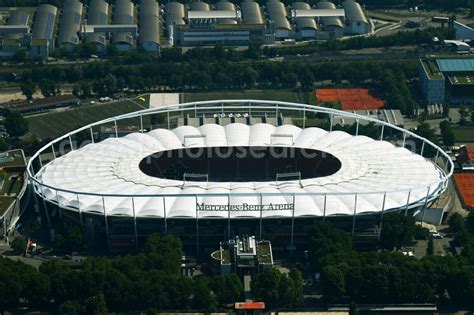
[113, 0, 134, 45]
[139, 0, 160, 46]
[343, 0, 367, 24]
[166, 2, 186, 27]
[316, 1, 343, 28]
[240, 0, 263, 24]
[189, 2, 210, 11]
[266, 0, 291, 30]
[31, 4, 57, 41]
[215, 1, 237, 24]
[292, 2, 317, 30]
[4, 11, 29, 40]
[85, 0, 109, 45]
[437, 58, 474, 72]
[166, 2, 186, 31]
[58, 0, 83, 45]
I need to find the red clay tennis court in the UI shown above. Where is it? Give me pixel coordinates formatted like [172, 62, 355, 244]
[454, 173, 474, 209]
[315, 88, 385, 110]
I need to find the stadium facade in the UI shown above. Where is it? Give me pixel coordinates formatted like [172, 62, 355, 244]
[28, 100, 453, 255]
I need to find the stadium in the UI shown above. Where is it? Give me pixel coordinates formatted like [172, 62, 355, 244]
[27, 100, 453, 256]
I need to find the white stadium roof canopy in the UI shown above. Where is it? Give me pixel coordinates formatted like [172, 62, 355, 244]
[35, 122, 443, 219]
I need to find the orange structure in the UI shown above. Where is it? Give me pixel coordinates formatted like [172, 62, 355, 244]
[454, 173, 474, 209]
[235, 302, 265, 310]
[315, 88, 385, 110]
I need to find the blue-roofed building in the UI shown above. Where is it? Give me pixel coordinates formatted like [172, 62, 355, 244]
[419, 58, 474, 105]
[437, 58, 474, 72]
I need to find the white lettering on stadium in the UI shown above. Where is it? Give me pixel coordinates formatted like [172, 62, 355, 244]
[196, 202, 295, 211]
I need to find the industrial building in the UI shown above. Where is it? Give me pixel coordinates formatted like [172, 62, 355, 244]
[85, 0, 109, 53]
[0, 11, 30, 57]
[30, 4, 57, 58]
[168, 0, 372, 46]
[57, 0, 83, 50]
[112, 0, 135, 51]
[139, 0, 160, 53]
[342, 0, 372, 35]
[213, 235, 274, 276]
[0, 0, 373, 56]
[419, 58, 474, 105]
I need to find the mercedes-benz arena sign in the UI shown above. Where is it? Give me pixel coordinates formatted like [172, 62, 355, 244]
[27, 100, 453, 250]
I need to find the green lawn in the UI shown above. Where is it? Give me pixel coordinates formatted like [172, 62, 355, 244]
[26, 100, 144, 140]
[181, 90, 308, 104]
[453, 126, 474, 143]
[1, 173, 22, 195]
[0, 150, 25, 168]
[0, 196, 15, 216]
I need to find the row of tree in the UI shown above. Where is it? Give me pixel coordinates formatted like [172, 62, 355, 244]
[313, 213, 474, 305]
[47, 28, 453, 65]
[20, 59, 419, 114]
[1, 233, 303, 313]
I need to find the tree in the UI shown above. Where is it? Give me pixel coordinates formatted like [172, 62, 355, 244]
[144, 234, 183, 274]
[84, 293, 108, 314]
[20, 80, 35, 100]
[288, 268, 304, 307]
[252, 268, 303, 309]
[459, 105, 469, 126]
[308, 221, 352, 270]
[106, 44, 119, 57]
[10, 236, 27, 254]
[25, 271, 51, 307]
[446, 267, 474, 305]
[0, 136, 8, 152]
[59, 300, 84, 315]
[449, 213, 465, 233]
[209, 274, 242, 306]
[192, 278, 217, 311]
[427, 238, 434, 255]
[439, 120, 455, 147]
[415, 123, 438, 157]
[241, 67, 259, 89]
[4, 110, 29, 138]
[39, 79, 58, 97]
[380, 213, 417, 251]
[12, 50, 26, 63]
[321, 266, 345, 303]
[252, 268, 281, 308]
[443, 103, 450, 117]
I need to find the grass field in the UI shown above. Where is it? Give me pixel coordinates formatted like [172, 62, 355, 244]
[0, 196, 14, 216]
[26, 101, 144, 140]
[453, 127, 474, 143]
[181, 90, 317, 104]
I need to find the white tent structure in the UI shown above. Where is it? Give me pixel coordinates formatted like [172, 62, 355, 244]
[28, 99, 453, 251]
[36, 123, 442, 218]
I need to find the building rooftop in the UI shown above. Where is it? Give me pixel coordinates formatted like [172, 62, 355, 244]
[437, 58, 474, 72]
[256, 240, 272, 264]
[7, 94, 79, 112]
[422, 59, 444, 80]
[454, 173, 474, 208]
[448, 75, 474, 85]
